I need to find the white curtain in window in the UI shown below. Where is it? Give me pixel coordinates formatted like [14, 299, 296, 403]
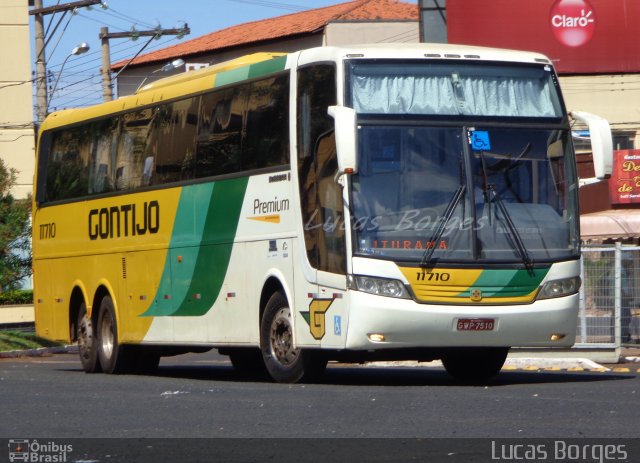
[352, 74, 557, 117]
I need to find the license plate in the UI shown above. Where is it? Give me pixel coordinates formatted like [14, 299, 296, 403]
[456, 318, 495, 331]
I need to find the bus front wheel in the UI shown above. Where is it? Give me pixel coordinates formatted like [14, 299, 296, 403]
[96, 295, 130, 374]
[260, 292, 327, 383]
[77, 302, 101, 373]
[442, 347, 509, 383]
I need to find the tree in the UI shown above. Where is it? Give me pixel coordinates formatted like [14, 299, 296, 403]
[0, 159, 31, 292]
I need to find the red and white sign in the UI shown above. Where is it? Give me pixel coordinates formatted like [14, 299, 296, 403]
[609, 150, 640, 204]
[448, 0, 640, 74]
[550, 0, 596, 47]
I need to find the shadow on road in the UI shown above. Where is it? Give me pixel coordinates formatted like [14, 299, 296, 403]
[60, 362, 635, 387]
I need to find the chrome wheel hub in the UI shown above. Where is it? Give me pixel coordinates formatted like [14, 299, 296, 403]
[269, 307, 299, 366]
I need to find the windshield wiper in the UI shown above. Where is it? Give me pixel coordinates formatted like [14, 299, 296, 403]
[479, 151, 534, 272]
[420, 184, 466, 268]
[487, 184, 533, 270]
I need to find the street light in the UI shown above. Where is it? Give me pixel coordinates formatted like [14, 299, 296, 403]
[47, 42, 90, 112]
[135, 58, 185, 93]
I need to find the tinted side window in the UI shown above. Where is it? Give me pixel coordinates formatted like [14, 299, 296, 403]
[296, 65, 340, 272]
[151, 97, 199, 185]
[40, 74, 289, 203]
[116, 108, 153, 190]
[244, 74, 290, 170]
[88, 118, 120, 195]
[197, 87, 246, 177]
[46, 125, 91, 201]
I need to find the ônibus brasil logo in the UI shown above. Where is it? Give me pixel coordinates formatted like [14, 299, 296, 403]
[550, 0, 596, 47]
[8, 439, 73, 462]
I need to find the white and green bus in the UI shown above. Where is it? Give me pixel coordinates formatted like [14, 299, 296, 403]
[33, 44, 612, 382]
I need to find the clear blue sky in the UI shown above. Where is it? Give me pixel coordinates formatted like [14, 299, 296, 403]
[33, 0, 416, 111]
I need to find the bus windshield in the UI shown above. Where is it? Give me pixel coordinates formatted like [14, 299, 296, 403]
[351, 125, 579, 263]
[347, 60, 577, 264]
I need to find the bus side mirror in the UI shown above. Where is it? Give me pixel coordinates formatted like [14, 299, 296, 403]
[328, 105, 358, 175]
[571, 111, 613, 187]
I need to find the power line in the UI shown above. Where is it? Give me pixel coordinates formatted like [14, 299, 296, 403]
[75, 11, 130, 32]
[98, 6, 157, 29]
[224, 0, 308, 11]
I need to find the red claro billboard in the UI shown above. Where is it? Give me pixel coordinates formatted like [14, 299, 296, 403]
[447, 0, 640, 74]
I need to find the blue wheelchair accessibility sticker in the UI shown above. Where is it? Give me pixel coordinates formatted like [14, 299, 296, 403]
[334, 315, 342, 336]
[470, 131, 491, 151]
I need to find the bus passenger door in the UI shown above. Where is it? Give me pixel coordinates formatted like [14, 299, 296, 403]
[296, 63, 348, 349]
[314, 131, 348, 349]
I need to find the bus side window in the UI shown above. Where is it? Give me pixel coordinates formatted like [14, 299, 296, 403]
[297, 64, 345, 274]
[153, 97, 199, 184]
[244, 74, 289, 170]
[89, 117, 119, 194]
[315, 130, 346, 275]
[117, 109, 153, 190]
[46, 127, 90, 201]
[196, 87, 245, 178]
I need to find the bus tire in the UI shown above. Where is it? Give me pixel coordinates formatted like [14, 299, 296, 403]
[96, 295, 131, 374]
[77, 302, 101, 373]
[442, 347, 509, 383]
[260, 292, 326, 383]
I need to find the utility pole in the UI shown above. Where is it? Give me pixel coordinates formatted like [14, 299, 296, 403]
[30, 0, 102, 126]
[33, 0, 47, 126]
[418, 0, 447, 43]
[100, 27, 113, 101]
[99, 25, 190, 101]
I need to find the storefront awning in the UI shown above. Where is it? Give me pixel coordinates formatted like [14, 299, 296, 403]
[580, 209, 640, 241]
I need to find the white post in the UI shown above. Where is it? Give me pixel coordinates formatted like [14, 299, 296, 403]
[579, 255, 587, 343]
[614, 242, 622, 347]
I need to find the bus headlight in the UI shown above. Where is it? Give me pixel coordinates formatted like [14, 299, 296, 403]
[537, 277, 581, 300]
[349, 275, 410, 299]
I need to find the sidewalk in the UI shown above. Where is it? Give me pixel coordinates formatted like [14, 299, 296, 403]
[0, 304, 34, 324]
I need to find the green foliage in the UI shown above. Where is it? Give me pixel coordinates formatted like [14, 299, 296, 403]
[0, 158, 32, 292]
[0, 330, 60, 352]
[0, 289, 33, 305]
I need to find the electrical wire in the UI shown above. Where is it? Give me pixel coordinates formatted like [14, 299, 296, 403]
[74, 11, 129, 32]
[43, 0, 62, 38]
[223, 0, 308, 12]
[46, 35, 183, 110]
[98, 6, 157, 30]
[45, 11, 73, 62]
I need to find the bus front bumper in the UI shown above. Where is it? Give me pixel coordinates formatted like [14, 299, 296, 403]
[344, 291, 579, 350]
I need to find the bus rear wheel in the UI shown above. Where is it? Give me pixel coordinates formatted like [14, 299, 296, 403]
[77, 302, 101, 373]
[442, 347, 509, 383]
[96, 295, 131, 374]
[260, 292, 327, 383]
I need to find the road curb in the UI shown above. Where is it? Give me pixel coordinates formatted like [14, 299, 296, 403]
[358, 358, 639, 374]
[0, 344, 77, 359]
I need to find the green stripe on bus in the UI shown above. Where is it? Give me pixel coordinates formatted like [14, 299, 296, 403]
[216, 67, 250, 87]
[248, 55, 287, 79]
[143, 177, 249, 317]
[215, 55, 287, 88]
[457, 267, 549, 298]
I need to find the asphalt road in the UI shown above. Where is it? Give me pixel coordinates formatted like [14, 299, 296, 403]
[1, 349, 638, 437]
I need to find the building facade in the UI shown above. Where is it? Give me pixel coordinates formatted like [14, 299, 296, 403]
[0, 0, 35, 199]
